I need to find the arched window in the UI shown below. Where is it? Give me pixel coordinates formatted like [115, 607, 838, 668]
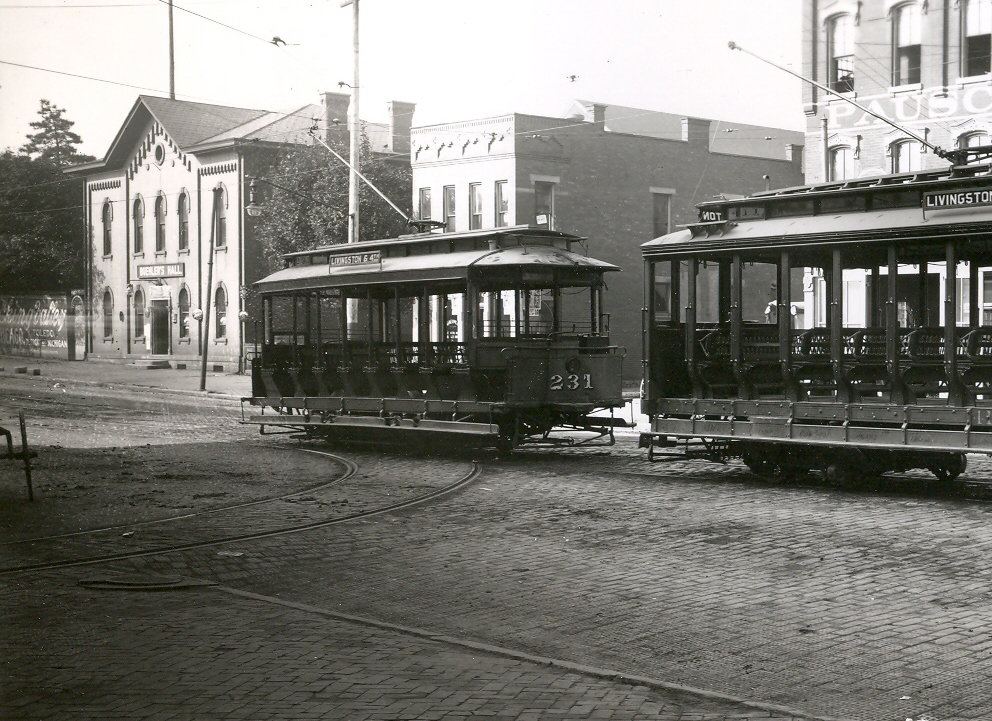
[102, 289, 113, 338]
[215, 285, 227, 339]
[178, 286, 190, 339]
[828, 145, 854, 181]
[178, 191, 189, 250]
[891, 139, 923, 173]
[134, 288, 145, 339]
[132, 196, 144, 254]
[102, 200, 113, 256]
[893, 3, 922, 86]
[962, 131, 990, 147]
[212, 185, 227, 248]
[828, 14, 855, 93]
[154, 194, 166, 253]
[965, 0, 992, 77]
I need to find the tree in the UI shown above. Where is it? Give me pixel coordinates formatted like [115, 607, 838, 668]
[0, 101, 93, 293]
[19, 99, 90, 169]
[251, 134, 412, 273]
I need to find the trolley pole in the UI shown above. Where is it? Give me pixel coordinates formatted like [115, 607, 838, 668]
[168, 0, 175, 100]
[343, 0, 360, 244]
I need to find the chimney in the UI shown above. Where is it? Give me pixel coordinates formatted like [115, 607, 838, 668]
[681, 117, 711, 149]
[592, 103, 607, 126]
[387, 100, 416, 155]
[322, 91, 351, 145]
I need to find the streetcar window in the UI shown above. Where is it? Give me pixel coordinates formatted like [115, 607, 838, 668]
[727, 205, 765, 221]
[872, 188, 921, 209]
[742, 262, 778, 323]
[526, 289, 555, 336]
[654, 262, 673, 322]
[695, 262, 720, 324]
[767, 199, 814, 218]
[819, 193, 866, 214]
[559, 286, 592, 335]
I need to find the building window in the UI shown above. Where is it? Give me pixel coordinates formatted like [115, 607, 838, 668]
[963, 131, 991, 147]
[652, 193, 671, 238]
[828, 14, 855, 93]
[178, 191, 189, 250]
[102, 289, 113, 338]
[469, 183, 482, 230]
[495, 181, 509, 227]
[535, 181, 555, 229]
[134, 288, 145, 339]
[891, 139, 923, 173]
[965, 0, 992, 76]
[215, 286, 227, 339]
[132, 197, 144, 254]
[102, 200, 113, 256]
[418, 187, 431, 221]
[893, 3, 922, 86]
[213, 185, 227, 248]
[828, 145, 854, 181]
[154, 194, 166, 253]
[443, 185, 455, 232]
[178, 286, 190, 339]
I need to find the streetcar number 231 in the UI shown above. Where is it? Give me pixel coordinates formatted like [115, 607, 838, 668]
[550, 373, 593, 391]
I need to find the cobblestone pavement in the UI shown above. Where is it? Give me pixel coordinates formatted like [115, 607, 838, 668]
[4, 368, 992, 720]
[1, 570, 809, 721]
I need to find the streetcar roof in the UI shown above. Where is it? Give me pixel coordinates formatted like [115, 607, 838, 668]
[642, 193, 992, 258]
[254, 241, 618, 294]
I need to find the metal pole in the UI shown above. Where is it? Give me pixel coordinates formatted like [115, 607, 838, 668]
[821, 117, 829, 182]
[199, 191, 216, 391]
[168, 0, 175, 100]
[19, 412, 33, 501]
[349, 0, 360, 243]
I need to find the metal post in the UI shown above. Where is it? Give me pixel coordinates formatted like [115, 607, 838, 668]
[970, 260, 980, 327]
[946, 242, 960, 404]
[821, 116, 829, 182]
[19, 412, 32, 502]
[348, 0, 360, 244]
[831, 248, 845, 400]
[731, 253, 743, 397]
[199, 190, 216, 391]
[686, 257, 698, 398]
[779, 251, 793, 398]
[887, 246, 903, 404]
[168, 0, 175, 100]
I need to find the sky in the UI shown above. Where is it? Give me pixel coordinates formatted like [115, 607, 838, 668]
[0, 0, 805, 158]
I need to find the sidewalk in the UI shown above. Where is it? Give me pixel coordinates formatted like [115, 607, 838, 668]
[0, 354, 251, 399]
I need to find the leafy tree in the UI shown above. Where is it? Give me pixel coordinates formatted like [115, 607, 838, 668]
[0, 101, 93, 293]
[251, 134, 412, 273]
[20, 99, 90, 168]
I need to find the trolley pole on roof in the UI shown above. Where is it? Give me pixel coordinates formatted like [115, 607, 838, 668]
[728, 41, 957, 163]
[168, 0, 175, 100]
[342, 0, 360, 243]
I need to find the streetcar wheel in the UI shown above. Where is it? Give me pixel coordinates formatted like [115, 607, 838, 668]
[930, 454, 967, 483]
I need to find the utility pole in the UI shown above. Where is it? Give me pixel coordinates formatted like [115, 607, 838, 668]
[343, 0, 360, 243]
[168, 0, 175, 99]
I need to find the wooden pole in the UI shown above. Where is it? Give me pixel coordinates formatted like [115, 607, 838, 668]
[19, 412, 32, 502]
[199, 190, 216, 391]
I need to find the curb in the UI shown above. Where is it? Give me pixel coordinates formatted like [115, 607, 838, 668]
[1, 367, 246, 403]
[213, 584, 852, 721]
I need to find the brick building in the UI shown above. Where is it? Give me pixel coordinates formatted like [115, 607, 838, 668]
[410, 101, 805, 378]
[65, 93, 414, 370]
[804, 0, 992, 182]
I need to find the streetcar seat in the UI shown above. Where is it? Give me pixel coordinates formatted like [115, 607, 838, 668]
[695, 328, 737, 397]
[741, 325, 784, 398]
[960, 327, 992, 402]
[845, 329, 890, 401]
[791, 328, 838, 399]
[900, 328, 951, 402]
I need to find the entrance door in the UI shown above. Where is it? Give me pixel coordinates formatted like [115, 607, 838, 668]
[150, 300, 170, 354]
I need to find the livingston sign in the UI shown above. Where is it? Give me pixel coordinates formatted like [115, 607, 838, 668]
[923, 187, 992, 212]
[328, 250, 381, 267]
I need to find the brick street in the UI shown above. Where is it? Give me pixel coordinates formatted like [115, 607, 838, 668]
[2, 366, 992, 720]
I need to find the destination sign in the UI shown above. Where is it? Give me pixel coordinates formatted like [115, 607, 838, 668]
[137, 263, 185, 278]
[328, 250, 381, 267]
[923, 188, 992, 212]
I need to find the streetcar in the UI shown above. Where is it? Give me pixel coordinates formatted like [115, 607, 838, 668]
[639, 164, 992, 482]
[243, 226, 625, 448]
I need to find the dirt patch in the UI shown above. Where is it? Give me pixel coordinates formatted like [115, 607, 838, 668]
[0, 440, 342, 540]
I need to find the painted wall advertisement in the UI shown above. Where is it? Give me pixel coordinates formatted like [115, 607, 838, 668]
[0, 294, 82, 360]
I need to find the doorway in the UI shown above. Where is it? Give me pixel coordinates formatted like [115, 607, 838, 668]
[150, 300, 170, 355]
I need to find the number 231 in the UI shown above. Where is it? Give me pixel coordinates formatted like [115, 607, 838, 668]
[550, 373, 593, 390]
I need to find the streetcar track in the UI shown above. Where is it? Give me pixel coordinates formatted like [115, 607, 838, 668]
[2, 444, 359, 545]
[0, 451, 483, 576]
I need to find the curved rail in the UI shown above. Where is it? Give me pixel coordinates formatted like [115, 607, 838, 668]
[2, 446, 359, 546]
[1, 450, 483, 576]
